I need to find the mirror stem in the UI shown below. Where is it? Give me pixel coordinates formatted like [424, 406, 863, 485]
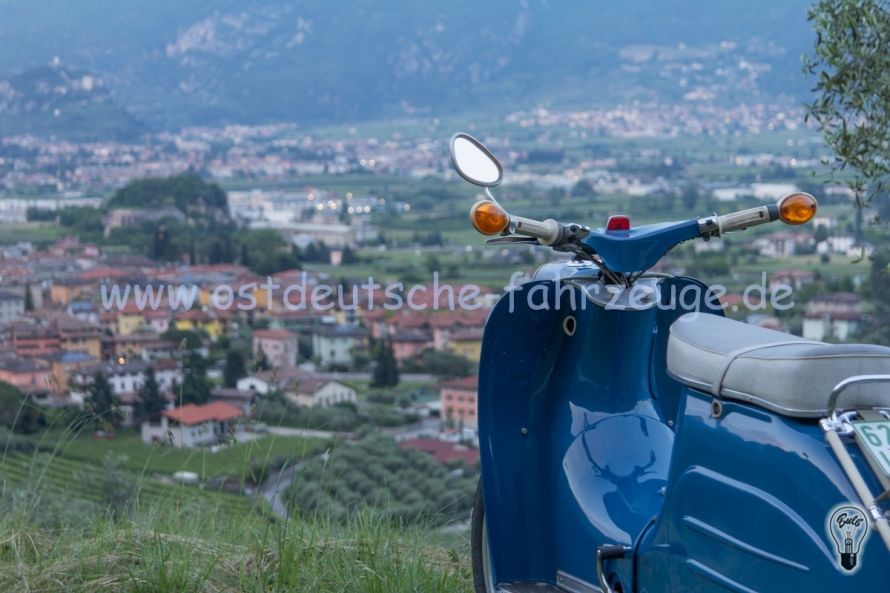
[484, 187, 501, 207]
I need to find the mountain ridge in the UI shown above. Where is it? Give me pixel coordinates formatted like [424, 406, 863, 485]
[0, 1, 820, 132]
[0, 63, 147, 141]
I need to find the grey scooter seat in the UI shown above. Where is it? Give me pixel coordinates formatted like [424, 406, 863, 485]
[667, 313, 890, 418]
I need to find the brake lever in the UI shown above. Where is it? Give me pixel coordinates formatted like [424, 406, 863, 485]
[485, 237, 540, 245]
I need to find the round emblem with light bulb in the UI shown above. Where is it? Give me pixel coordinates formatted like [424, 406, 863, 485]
[827, 505, 870, 573]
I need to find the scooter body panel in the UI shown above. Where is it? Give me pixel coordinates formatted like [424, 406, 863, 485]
[478, 273, 718, 588]
[637, 389, 890, 593]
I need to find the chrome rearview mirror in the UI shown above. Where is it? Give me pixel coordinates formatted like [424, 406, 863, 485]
[450, 133, 503, 187]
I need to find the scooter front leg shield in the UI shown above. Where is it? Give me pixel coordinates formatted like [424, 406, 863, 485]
[477, 280, 676, 588]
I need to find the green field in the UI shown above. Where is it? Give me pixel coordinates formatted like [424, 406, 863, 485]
[0, 450, 257, 516]
[0, 221, 67, 244]
[43, 430, 325, 482]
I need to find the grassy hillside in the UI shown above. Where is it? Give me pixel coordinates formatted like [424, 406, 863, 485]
[0, 418, 472, 591]
[0, 500, 472, 592]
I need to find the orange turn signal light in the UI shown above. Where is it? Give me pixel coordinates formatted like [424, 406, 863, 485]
[777, 192, 818, 225]
[470, 201, 509, 235]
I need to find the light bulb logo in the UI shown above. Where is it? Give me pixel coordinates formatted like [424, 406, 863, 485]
[827, 505, 869, 572]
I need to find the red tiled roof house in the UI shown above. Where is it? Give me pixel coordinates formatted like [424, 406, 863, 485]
[141, 401, 244, 448]
[398, 438, 480, 465]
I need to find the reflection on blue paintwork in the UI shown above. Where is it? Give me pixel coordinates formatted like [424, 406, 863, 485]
[563, 414, 672, 544]
[479, 277, 718, 588]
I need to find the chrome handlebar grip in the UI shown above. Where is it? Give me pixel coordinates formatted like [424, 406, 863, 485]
[718, 205, 777, 233]
[511, 216, 561, 246]
[699, 204, 779, 238]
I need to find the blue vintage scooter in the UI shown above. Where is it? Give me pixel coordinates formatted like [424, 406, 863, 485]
[450, 133, 890, 593]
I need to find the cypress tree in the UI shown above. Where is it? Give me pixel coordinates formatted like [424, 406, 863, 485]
[371, 339, 399, 388]
[88, 371, 120, 425]
[135, 365, 167, 419]
[223, 350, 246, 388]
[23, 284, 34, 311]
[240, 243, 250, 268]
[180, 352, 211, 405]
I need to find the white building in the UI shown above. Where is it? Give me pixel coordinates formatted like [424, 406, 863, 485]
[141, 402, 244, 448]
[252, 329, 298, 368]
[694, 238, 725, 254]
[0, 292, 24, 324]
[0, 242, 32, 258]
[235, 369, 355, 409]
[751, 231, 815, 258]
[813, 215, 837, 230]
[626, 183, 661, 196]
[821, 235, 855, 255]
[816, 235, 873, 258]
[70, 359, 182, 401]
[769, 269, 815, 291]
[310, 325, 368, 367]
[802, 293, 862, 341]
[236, 366, 307, 395]
[237, 374, 273, 395]
[247, 220, 360, 248]
[288, 376, 356, 408]
[712, 188, 753, 202]
[152, 359, 182, 392]
[98, 361, 147, 396]
[752, 183, 798, 201]
[752, 232, 799, 258]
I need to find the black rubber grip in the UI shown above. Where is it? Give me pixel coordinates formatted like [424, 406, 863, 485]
[767, 204, 779, 222]
[597, 545, 627, 560]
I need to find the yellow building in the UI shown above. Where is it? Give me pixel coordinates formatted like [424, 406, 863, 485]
[50, 279, 90, 307]
[174, 309, 231, 339]
[60, 324, 103, 359]
[449, 328, 484, 362]
[117, 310, 146, 336]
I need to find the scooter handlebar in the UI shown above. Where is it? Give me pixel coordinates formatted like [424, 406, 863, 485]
[511, 216, 561, 246]
[510, 216, 592, 247]
[698, 204, 779, 236]
[698, 192, 817, 238]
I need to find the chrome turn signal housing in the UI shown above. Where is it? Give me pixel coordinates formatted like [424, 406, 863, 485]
[777, 192, 818, 225]
[470, 201, 509, 235]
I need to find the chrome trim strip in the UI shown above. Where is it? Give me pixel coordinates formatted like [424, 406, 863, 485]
[556, 570, 602, 593]
[682, 516, 809, 572]
[686, 558, 758, 593]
